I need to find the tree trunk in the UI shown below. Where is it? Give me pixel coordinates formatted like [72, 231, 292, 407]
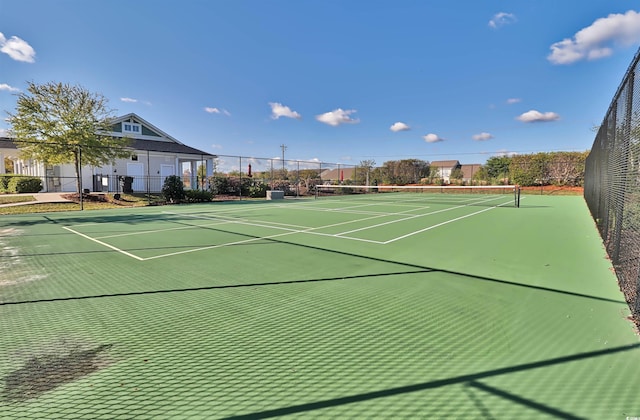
[74, 150, 81, 194]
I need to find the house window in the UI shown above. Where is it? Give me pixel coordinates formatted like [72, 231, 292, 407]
[132, 154, 138, 161]
[122, 122, 141, 134]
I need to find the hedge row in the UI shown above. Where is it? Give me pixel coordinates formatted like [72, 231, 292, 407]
[0, 175, 43, 193]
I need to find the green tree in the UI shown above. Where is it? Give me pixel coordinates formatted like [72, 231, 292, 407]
[426, 165, 440, 184]
[450, 167, 464, 183]
[472, 166, 489, 184]
[484, 156, 512, 181]
[6, 81, 131, 194]
[354, 159, 376, 185]
[298, 168, 321, 191]
[379, 159, 429, 185]
[196, 163, 208, 190]
[547, 151, 588, 186]
[510, 153, 550, 186]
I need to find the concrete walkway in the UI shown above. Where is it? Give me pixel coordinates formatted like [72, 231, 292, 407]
[0, 192, 72, 207]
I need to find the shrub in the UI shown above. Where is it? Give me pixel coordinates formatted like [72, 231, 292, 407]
[162, 175, 186, 203]
[7, 176, 42, 193]
[209, 176, 231, 195]
[270, 180, 292, 195]
[248, 183, 268, 198]
[0, 175, 10, 193]
[185, 189, 213, 203]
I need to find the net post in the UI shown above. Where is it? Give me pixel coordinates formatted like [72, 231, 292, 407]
[515, 185, 521, 208]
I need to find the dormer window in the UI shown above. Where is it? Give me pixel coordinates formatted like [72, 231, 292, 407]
[122, 122, 141, 134]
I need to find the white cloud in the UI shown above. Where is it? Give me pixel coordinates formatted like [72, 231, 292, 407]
[0, 128, 9, 137]
[423, 133, 444, 143]
[269, 102, 301, 120]
[548, 10, 640, 65]
[0, 83, 19, 92]
[205, 107, 231, 116]
[0, 32, 36, 63]
[121, 97, 151, 105]
[390, 122, 410, 132]
[316, 108, 359, 126]
[489, 12, 517, 29]
[299, 158, 322, 170]
[516, 110, 560, 123]
[506, 98, 521, 105]
[495, 149, 518, 157]
[211, 144, 223, 150]
[472, 132, 494, 141]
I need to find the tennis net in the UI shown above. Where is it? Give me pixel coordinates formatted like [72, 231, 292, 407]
[314, 184, 521, 208]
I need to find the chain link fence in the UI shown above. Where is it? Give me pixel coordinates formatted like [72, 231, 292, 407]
[584, 47, 640, 328]
[206, 155, 357, 199]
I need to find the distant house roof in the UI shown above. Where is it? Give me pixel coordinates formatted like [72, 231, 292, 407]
[460, 164, 482, 180]
[430, 160, 460, 168]
[320, 167, 357, 181]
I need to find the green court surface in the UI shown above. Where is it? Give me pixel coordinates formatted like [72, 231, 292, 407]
[1, 193, 639, 418]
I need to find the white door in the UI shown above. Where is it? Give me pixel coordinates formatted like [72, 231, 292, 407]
[160, 164, 175, 190]
[127, 163, 144, 192]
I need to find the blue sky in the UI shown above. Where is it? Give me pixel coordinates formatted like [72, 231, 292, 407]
[1, 0, 640, 167]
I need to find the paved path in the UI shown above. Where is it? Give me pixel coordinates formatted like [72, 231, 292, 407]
[0, 193, 72, 207]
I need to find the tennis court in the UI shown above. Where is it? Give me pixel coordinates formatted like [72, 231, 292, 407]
[1, 192, 639, 418]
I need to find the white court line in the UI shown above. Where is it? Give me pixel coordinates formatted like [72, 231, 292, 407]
[144, 211, 392, 260]
[181, 212, 312, 230]
[96, 212, 312, 240]
[162, 202, 425, 235]
[334, 195, 507, 237]
[62, 226, 145, 261]
[161, 211, 312, 233]
[95, 219, 233, 239]
[163, 210, 397, 238]
[66, 195, 519, 260]
[271, 202, 413, 217]
[383, 199, 514, 244]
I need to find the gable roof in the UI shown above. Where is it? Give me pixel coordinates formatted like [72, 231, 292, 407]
[0, 112, 215, 158]
[430, 160, 460, 168]
[109, 113, 184, 144]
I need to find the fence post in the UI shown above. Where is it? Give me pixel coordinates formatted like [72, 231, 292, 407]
[78, 145, 83, 211]
[612, 71, 634, 263]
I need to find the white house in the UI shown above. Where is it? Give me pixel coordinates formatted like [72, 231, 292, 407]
[0, 113, 215, 193]
[430, 160, 461, 183]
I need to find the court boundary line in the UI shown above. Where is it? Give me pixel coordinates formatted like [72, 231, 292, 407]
[63, 196, 516, 261]
[62, 226, 145, 261]
[332, 195, 509, 239]
[384, 199, 513, 244]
